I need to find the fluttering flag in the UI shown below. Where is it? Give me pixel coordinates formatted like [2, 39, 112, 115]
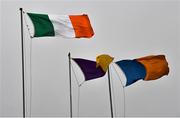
[115, 55, 169, 87]
[27, 13, 94, 38]
[96, 54, 114, 72]
[136, 55, 169, 81]
[72, 58, 106, 81]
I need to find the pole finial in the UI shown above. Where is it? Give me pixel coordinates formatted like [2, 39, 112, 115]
[19, 8, 23, 11]
[68, 52, 71, 57]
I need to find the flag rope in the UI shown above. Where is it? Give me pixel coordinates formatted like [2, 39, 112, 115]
[71, 62, 82, 117]
[29, 38, 33, 117]
[77, 86, 81, 117]
[112, 64, 126, 118]
[24, 11, 34, 117]
[21, 10, 30, 117]
[23, 20, 28, 117]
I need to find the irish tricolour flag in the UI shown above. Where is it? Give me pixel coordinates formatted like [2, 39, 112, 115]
[26, 12, 94, 38]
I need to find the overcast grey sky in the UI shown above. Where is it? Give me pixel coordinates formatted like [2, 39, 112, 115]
[1, 0, 180, 117]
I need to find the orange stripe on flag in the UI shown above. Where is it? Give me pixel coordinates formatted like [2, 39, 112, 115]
[136, 55, 169, 81]
[69, 14, 94, 38]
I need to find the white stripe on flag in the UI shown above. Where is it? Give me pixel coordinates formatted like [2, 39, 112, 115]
[24, 13, 35, 37]
[48, 15, 75, 38]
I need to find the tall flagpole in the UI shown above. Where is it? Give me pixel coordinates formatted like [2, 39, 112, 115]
[19, 8, 26, 118]
[68, 52, 72, 118]
[107, 66, 114, 118]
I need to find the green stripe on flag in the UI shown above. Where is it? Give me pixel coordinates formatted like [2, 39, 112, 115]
[27, 13, 55, 37]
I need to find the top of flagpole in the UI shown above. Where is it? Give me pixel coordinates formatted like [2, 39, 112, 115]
[19, 8, 23, 11]
[68, 52, 71, 58]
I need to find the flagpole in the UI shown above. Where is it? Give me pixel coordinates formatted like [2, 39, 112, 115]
[107, 67, 113, 118]
[68, 52, 73, 118]
[19, 8, 26, 118]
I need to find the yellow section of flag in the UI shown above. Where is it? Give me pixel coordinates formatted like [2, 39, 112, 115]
[96, 54, 114, 72]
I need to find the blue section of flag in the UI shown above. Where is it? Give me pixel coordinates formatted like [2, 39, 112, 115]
[115, 60, 146, 86]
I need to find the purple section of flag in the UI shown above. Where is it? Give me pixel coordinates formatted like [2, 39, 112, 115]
[72, 58, 106, 81]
